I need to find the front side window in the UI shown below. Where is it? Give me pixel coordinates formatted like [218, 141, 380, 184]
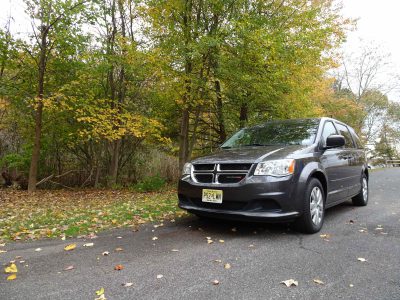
[321, 121, 337, 147]
[349, 128, 363, 149]
[335, 123, 355, 148]
[221, 119, 320, 148]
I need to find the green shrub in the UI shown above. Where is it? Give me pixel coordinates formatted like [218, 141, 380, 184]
[132, 174, 166, 192]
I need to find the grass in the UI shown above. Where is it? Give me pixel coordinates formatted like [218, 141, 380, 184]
[0, 186, 186, 242]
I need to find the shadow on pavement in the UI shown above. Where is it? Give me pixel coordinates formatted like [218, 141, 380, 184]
[172, 199, 357, 238]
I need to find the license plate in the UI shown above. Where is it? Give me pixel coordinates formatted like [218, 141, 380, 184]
[202, 189, 223, 204]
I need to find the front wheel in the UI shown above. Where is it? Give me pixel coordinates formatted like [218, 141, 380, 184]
[294, 178, 325, 234]
[352, 174, 368, 206]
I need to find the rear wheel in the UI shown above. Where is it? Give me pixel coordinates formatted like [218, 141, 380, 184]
[352, 174, 368, 206]
[294, 178, 325, 234]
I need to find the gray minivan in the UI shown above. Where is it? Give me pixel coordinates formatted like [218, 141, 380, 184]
[178, 118, 368, 233]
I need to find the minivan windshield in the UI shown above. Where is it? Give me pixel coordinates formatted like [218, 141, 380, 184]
[221, 119, 319, 148]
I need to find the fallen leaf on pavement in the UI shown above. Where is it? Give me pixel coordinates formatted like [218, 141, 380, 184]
[116, 236, 122, 239]
[357, 257, 367, 262]
[313, 279, 324, 285]
[95, 287, 105, 300]
[87, 233, 98, 239]
[319, 234, 331, 239]
[349, 284, 354, 287]
[212, 280, 220, 285]
[7, 273, 17, 280]
[171, 249, 179, 252]
[0, 250, 7, 254]
[214, 259, 222, 263]
[64, 265, 74, 271]
[64, 244, 76, 251]
[114, 264, 124, 271]
[0, 243, 5, 247]
[102, 251, 110, 256]
[152, 237, 158, 241]
[281, 279, 298, 287]
[156, 274, 163, 279]
[83, 243, 94, 247]
[358, 229, 367, 233]
[122, 282, 133, 287]
[5, 263, 18, 273]
[35, 248, 42, 252]
[115, 248, 123, 252]
[206, 237, 212, 240]
[219, 240, 225, 243]
[224, 263, 231, 269]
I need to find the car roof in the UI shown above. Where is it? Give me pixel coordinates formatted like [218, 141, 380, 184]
[256, 117, 356, 133]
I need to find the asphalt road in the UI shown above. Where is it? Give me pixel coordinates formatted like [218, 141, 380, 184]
[1, 169, 400, 300]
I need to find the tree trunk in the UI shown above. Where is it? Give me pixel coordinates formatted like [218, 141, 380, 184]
[215, 79, 226, 143]
[179, 107, 190, 170]
[107, 0, 127, 186]
[28, 25, 47, 192]
[108, 139, 121, 186]
[178, 0, 193, 171]
[239, 102, 248, 128]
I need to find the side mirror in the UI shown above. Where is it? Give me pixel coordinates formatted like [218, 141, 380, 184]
[325, 135, 345, 149]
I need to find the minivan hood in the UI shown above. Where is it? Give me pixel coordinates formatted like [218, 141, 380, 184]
[191, 145, 310, 164]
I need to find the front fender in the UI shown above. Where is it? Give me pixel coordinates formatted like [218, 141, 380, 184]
[294, 161, 327, 213]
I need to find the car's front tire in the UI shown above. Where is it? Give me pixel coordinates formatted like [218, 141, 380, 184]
[294, 178, 325, 234]
[352, 174, 368, 206]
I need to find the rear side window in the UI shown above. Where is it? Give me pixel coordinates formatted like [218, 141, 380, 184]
[321, 121, 337, 147]
[335, 123, 355, 148]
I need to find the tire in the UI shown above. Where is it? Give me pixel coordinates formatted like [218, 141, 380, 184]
[294, 178, 325, 234]
[352, 174, 368, 206]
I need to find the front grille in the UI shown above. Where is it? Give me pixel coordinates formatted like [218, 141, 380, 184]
[193, 164, 215, 171]
[218, 174, 246, 183]
[218, 164, 252, 171]
[194, 174, 213, 183]
[192, 163, 252, 184]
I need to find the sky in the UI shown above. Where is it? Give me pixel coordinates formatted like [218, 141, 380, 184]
[340, 0, 400, 101]
[1, 0, 400, 100]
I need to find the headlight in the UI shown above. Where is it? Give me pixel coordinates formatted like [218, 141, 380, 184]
[254, 159, 295, 176]
[182, 162, 192, 176]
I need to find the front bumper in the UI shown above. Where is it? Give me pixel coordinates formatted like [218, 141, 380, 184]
[178, 174, 303, 222]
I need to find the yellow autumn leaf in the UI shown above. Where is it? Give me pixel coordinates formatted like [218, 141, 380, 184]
[7, 273, 17, 281]
[5, 263, 18, 273]
[64, 244, 77, 251]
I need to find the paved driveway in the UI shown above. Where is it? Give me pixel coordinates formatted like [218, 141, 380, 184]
[1, 169, 399, 299]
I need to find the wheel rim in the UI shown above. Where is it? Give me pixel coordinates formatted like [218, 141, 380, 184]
[362, 178, 368, 202]
[310, 186, 323, 226]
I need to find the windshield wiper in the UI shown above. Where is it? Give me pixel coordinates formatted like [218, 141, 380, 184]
[243, 143, 266, 147]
